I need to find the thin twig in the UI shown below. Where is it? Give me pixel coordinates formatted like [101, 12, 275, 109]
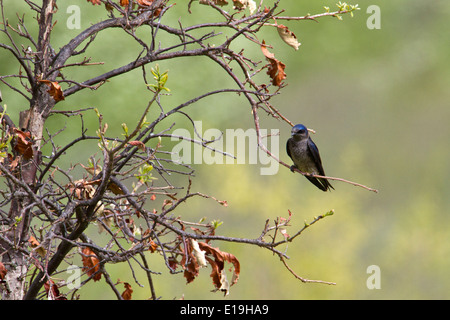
[279, 255, 336, 285]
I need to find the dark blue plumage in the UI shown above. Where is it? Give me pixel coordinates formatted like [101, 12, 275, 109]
[286, 124, 333, 191]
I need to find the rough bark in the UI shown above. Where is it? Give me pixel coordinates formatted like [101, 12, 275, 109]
[0, 0, 55, 300]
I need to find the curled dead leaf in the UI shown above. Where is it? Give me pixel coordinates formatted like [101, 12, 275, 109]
[277, 24, 301, 50]
[106, 181, 125, 195]
[261, 41, 287, 86]
[179, 237, 240, 292]
[198, 242, 240, 294]
[180, 243, 199, 284]
[13, 128, 33, 159]
[1, 153, 19, 173]
[232, 0, 256, 14]
[218, 269, 230, 296]
[81, 247, 102, 281]
[168, 257, 178, 271]
[38, 79, 65, 102]
[121, 282, 133, 300]
[67, 179, 96, 200]
[136, 0, 164, 16]
[69, 178, 124, 198]
[148, 239, 158, 252]
[44, 279, 67, 300]
[191, 239, 207, 268]
[28, 235, 47, 258]
[142, 229, 158, 252]
[0, 262, 7, 280]
[128, 140, 146, 151]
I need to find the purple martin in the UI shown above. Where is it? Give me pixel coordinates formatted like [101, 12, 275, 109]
[286, 124, 334, 192]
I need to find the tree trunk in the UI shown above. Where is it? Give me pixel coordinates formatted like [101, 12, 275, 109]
[0, 0, 55, 300]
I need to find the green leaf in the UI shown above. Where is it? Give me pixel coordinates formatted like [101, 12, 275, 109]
[134, 163, 156, 183]
[147, 64, 170, 92]
[122, 123, 129, 137]
[211, 220, 223, 229]
[14, 216, 22, 227]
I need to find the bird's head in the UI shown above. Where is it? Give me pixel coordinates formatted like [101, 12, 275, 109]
[291, 124, 309, 141]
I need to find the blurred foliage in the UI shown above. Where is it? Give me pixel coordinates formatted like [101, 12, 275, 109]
[1, 0, 450, 299]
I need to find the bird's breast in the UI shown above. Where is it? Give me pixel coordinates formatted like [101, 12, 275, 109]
[288, 139, 319, 174]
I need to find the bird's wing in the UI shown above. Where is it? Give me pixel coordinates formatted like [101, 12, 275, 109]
[307, 138, 325, 175]
[307, 138, 334, 191]
[286, 138, 292, 160]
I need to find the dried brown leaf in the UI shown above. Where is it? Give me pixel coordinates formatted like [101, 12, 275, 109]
[191, 239, 207, 268]
[180, 240, 200, 284]
[44, 279, 67, 300]
[121, 282, 133, 300]
[78, 178, 125, 195]
[0, 262, 7, 280]
[277, 24, 301, 50]
[128, 140, 146, 151]
[142, 229, 158, 252]
[67, 179, 96, 200]
[232, 0, 256, 14]
[261, 41, 287, 86]
[13, 128, 33, 159]
[28, 235, 47, 258]
[38, 80, 65, 102]
[168, 257, 178, 271]
[198, 242, 240, 291]
[81, 247, 102, 281]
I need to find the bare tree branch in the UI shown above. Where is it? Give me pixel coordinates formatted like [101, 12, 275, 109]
[0, 0, 367, 300]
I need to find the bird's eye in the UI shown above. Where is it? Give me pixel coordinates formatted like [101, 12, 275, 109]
[298, 129, 305, 134]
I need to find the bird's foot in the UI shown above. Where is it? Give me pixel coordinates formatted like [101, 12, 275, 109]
[289, 165, 297, 173]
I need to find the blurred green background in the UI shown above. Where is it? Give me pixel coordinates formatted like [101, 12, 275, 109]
[1, 0, 449, 299]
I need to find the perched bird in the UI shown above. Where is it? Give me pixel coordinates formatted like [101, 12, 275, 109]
[286, 124, 334, 191]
